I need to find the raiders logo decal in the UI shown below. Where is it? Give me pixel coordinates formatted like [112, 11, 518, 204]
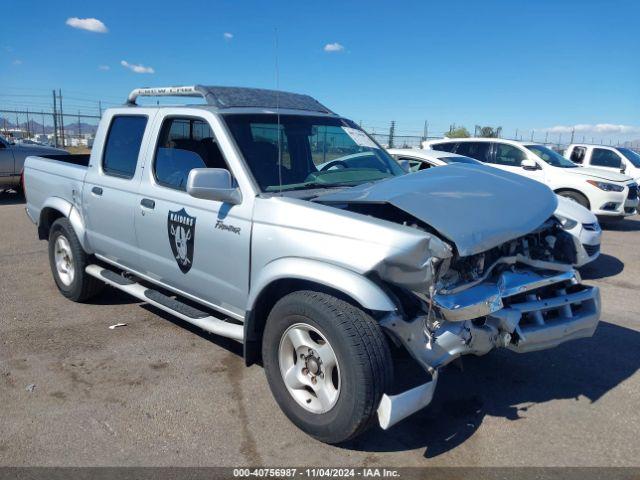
[167, 208, 196, 274]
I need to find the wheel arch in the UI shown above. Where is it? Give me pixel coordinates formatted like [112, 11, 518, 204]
[38, 198, 89, 250]
[554, 188, 591, 210]
[243, 258, 398, 366]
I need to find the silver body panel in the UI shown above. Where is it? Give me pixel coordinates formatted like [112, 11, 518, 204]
[23, 100, 602, 431]
[0, 136, 66, 187]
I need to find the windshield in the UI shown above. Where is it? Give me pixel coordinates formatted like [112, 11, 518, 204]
[525, 144, 578, 168]
[617, 148, 640, 168]
[440, 155, 481, 165]
[223, 114, 404, 192]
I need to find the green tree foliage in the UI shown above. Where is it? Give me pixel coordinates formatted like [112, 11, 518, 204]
[445, 126, 471, 138]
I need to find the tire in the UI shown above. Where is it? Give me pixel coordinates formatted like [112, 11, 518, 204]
[557, 190, 590, 209]
[48, 217, 104, 302]
[262, 290, 393, 444]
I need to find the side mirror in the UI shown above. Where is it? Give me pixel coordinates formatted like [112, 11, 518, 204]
[521, 158, 540, 171]
[186, 168, 242, 204]
[397, 159, 411, 173]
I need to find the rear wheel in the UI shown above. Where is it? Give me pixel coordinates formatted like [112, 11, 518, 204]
[557, 190, 590, 209]
[262, 290, 393, 444]
[48, 218, 104, 302]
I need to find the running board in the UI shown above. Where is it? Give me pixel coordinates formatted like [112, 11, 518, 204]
[85, 264, 244, 342]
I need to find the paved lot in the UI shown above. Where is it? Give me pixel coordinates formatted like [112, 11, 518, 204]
[1, 190, 639, 467]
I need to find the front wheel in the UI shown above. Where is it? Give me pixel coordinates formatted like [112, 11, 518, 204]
[557, 190, 590, 210]
[262, 291, 393, 444]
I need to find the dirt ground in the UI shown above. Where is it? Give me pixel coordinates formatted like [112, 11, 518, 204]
[1, 190, 639, 466]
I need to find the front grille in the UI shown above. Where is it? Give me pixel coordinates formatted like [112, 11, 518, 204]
[583, 244, 600, 256]
[627, 183, 638, 200]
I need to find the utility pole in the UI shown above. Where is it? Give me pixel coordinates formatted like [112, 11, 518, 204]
[515, 128, 518, 140]
[25, 109, 31, 138]
[530, 130, 534, 141]
[388, 121, 396, 148]
[41, 111, 45, 136]
[58, 89, 65, 147]
[78, 110, 82, 141]
[570, 127, 575, 144]
[52, 90, 59, 147]
[545, 131, 549, 144]
[98, 101, 103, 117]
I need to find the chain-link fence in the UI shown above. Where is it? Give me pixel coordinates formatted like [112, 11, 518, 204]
[0, 109, 101, 150]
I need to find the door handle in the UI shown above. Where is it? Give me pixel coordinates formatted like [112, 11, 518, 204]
[91, 186, 103, 196]
[140, 198, 155, 209]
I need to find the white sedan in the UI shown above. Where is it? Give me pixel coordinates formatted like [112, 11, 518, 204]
[388, 148, 601, 267]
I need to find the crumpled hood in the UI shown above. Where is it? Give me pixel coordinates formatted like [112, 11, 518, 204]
[315, 164, 558, 256]
[568, 166, 631, 182]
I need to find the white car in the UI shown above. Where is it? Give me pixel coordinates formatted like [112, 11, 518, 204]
[565, 144, 640, 183]
[389, 148, 602, 266]
[423, 138, 638, 219]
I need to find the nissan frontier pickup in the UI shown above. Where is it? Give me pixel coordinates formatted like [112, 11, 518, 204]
[23, 85, 601, 443]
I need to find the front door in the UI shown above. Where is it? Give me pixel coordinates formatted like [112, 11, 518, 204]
[134, 115, 251, 318]
[588, 147, 624, 175]
[491, 142, 546, 183]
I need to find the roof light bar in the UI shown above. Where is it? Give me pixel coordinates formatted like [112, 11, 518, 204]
[126, 86, 202, 105]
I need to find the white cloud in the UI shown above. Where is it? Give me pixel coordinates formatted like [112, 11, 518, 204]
[98, 65, 110, 71]
[323, 42, 345, 52]
[66, 17, 108, 33]
[541, 124, 640, 135]
[223, 32, 234, 41]
[120, 60, 154, 74]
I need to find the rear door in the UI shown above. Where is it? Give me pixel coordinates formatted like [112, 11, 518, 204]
[82, 112, 154, 271]
[134, 112, 252, 318]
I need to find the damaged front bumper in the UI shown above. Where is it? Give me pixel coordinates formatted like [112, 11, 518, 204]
[377, 268, 600, 429]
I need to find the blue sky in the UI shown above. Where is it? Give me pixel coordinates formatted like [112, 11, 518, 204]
[1, 0, 639, 142]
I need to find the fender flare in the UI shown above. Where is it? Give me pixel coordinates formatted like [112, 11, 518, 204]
[247, 257, 397, 314]
[39, 197, 90, 251]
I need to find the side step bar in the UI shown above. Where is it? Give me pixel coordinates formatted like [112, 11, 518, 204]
[86, 264, 244, 342]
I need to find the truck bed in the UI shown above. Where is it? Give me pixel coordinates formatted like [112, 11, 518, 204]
[23, 154, 90, 227]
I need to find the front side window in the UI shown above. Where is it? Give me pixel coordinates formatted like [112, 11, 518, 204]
[431, 142, 457, 153]
[591, 148, 622, 168]
[154, 117, 229, 191]
[616, 148, 640, 168]
[223, 114, 403, 192]
[570, 146, 586, 164]
[525, 144, 577, 168]
[102, 116, 148, 178]
[456, 142, 492, 163]
[398, 157, 427, 172]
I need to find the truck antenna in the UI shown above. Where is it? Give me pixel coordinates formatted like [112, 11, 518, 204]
[275, 28, 283, 195]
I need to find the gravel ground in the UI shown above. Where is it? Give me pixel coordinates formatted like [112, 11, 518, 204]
[1, 191, 638, 466]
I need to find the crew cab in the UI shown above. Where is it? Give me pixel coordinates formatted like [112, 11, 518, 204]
[424, 138, 638, 219]
[388, 148, 602, 267]
[24, 86, 601, 443]
[0, 135, 67, 192]
[565, 144, 640, 184]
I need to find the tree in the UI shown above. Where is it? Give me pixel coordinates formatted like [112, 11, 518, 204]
[475, 125, 503, 138]
[444, 126, 470, 138]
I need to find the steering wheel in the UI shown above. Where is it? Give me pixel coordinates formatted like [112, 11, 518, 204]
[320, 160, 349, 171]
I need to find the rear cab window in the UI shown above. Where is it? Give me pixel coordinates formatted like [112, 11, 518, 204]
[431, 142, 457, 153]
[102, 115, 148, 178]
[569, 146, 586, 164]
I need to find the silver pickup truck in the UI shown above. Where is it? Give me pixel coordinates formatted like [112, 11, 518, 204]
[23, 85, 601, 444]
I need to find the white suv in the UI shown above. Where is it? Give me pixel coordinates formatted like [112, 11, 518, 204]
[424, 138, 638, 219]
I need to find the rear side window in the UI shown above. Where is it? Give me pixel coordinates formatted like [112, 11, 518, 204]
[102, 116, 148, 178]
[431, 142, 457, 153]
[456, 142, 492, 163]
[154, 117, 229, 191]
[591, 148, 622, 168]
[570, 146, 586, 164]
